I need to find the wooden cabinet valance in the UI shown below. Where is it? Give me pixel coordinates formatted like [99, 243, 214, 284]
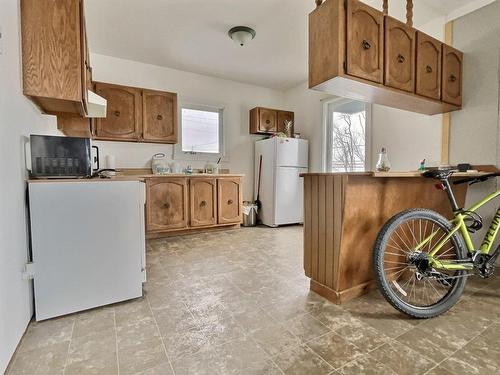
[310, 0, 463, 115]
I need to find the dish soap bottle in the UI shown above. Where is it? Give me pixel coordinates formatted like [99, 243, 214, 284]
[375, 148, 391, 172]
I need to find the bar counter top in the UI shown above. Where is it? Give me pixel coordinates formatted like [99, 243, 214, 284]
[301, 170, 492, 178]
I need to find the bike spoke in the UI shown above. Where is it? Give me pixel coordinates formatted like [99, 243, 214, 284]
[380, 216, 465, 309]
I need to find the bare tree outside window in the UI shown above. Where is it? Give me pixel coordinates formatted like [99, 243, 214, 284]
[331, 110, 366, 172]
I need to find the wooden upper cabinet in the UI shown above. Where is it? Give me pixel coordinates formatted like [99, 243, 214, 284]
[190, 179, 217, 227]
[142, 90, 177, 143]
[250, 107, 294, 135]
[217, 178, 242, 224]
[416, 32, 442, 100]
[259, 108, 278, 133]
[21, 0, 87, 115]
[346, 0, 384, 83]
[277, 111, 295, 134]
[442, 45, 463, 106]
[384, 16, 416, 93]
[146, 178, 188, 231]
[94, 83, 142, 141]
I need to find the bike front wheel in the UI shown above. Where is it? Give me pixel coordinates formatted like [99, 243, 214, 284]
[373, 209, 468, 319]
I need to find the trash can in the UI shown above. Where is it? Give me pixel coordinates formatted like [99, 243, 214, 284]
[242, 201, 257, 227]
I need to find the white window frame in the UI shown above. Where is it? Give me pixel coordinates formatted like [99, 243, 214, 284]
[174, 102, 226, 162]
[321, 98, 372, 172]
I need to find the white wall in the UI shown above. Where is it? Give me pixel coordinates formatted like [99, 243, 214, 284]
[450, 1, 500, 240]
[0, 1, 61, 372]
[91, 54, 288, 200]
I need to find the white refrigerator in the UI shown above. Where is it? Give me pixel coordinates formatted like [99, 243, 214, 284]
[255, 137, 309, 227]
[28, 180, 146, 321]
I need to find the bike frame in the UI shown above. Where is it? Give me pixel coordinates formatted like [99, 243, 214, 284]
[415, 189, 500, 271]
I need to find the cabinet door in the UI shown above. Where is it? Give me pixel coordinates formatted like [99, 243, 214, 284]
[190, 178, 217, 227]
[146, 178, 188, 231]
[416, 32, 442, 100]
[277, 111, 294, 134]
[217, 178, 242, 224]
[384, 17, 416, 92]
[259, 108, 278, 133]
[142, 90, 178, 143]
[442, 45, 463, 106]
[346, 0, 384, 83]
[94, 82, 142, 140]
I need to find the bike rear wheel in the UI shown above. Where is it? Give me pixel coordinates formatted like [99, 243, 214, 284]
[373, 209, 468, 319]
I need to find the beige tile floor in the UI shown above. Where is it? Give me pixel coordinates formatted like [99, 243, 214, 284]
[6, 226, 500, 375]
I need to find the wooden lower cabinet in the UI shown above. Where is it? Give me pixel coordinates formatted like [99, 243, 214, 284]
[146, 176, 242, 236]
[146, 178, 188, 232]
[217, 178, 243, 224]
[190, 178, 217, 227]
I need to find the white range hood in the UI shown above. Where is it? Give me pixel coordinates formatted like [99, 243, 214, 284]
[85, 90, 107, 118]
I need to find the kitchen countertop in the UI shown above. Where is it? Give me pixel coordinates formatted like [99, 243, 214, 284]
[28, 171, 244, 183]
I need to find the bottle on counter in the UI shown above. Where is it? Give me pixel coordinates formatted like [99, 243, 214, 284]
[375, 148, 391, 172]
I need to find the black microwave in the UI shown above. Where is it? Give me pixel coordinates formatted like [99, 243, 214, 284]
[30, 135, 99, 178]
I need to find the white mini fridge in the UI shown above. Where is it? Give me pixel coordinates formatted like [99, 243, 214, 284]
[255, 137, 309, 227]
[28, 180, 146, 321]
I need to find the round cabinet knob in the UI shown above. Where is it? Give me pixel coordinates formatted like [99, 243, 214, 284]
[265, 119, 271, 125]
[397, 54, 405, 63]
[426, 65, 433, 73]
[156, 114, 163, 121]
[163, 203, 170, 209]
[449, 74, 457, 82]
[200, 201, 207, 207]
[227, 199, 233, 205]
[362, 40, 371, 50]
[113, 110, 121, 117]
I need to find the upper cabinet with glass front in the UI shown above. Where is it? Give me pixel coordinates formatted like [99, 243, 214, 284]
[310, 0, 463, 115]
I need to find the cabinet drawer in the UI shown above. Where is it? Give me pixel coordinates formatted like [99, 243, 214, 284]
[346, 0, 384, 83]
[384, 16, 415, 93]
[217, 178, 242, 224]
[416, 32, 442, 100]
[146, 178, 188, 231]
[190, 178, 217, 227]
[442, 45, 463, 106]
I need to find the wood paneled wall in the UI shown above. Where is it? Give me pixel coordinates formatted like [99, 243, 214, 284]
[303, 173, 468, 304]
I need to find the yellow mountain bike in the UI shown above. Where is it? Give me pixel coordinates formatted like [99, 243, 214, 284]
[373, 170, 500, 318]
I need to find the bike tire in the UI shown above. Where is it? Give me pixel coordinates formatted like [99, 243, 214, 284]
[373, 208, 468, 319]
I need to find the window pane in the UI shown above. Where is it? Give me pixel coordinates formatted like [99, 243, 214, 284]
[330, 103, 366, 172]
[181, 108, 220, 154]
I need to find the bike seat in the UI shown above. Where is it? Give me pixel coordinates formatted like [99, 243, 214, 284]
[422, 169, 453, 180]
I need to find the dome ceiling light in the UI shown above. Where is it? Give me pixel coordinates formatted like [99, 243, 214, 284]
[228, 26, 256, 47]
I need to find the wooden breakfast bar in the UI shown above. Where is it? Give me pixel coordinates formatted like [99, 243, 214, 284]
[301, 171, 473, 304]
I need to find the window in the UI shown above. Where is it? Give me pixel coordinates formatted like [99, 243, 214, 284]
[175, 104, 224, 160]
[323, 99, 370, 172]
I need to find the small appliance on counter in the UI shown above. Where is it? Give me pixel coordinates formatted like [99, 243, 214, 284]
[151, 153, 170, 175]
[29, 135, 99, 178]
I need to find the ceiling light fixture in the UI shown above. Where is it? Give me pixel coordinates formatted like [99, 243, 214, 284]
[228, 26, 256, 47]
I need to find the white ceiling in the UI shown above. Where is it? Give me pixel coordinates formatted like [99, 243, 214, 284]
[85, 0, 488, 91]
